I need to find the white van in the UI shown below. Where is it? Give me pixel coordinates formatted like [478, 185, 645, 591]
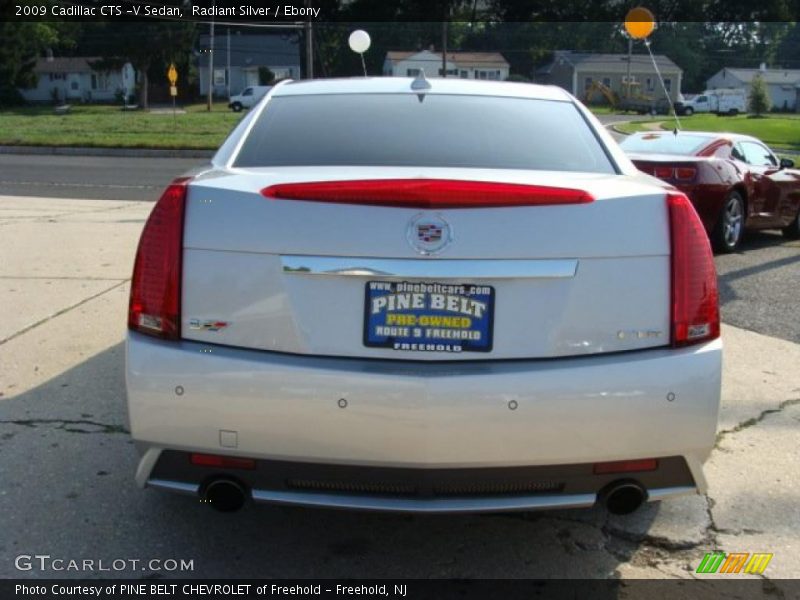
[679, 89, 747, 116]
[228, 86, 271, 112]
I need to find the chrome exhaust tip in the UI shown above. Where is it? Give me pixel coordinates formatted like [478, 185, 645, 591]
[601, 480, 647, 515]
[202, 478, 248, 512]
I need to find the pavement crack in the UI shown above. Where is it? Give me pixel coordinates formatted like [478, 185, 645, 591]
[715, 397, 800, 447]
[0, 279, 128, 345]
[601, 523, 703, 552]
[0, 418, 128, 434]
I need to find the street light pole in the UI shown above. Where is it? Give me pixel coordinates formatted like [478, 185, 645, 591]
[226, 27, 231, 99]
[625, 37, 632, 100]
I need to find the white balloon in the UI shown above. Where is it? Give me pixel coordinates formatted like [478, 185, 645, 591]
[348, 30, 371, 54]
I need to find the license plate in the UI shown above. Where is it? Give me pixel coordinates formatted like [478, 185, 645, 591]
[363, 281, 494, 353]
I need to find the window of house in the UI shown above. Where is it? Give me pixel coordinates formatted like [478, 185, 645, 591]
[664, 78, 672, 92]
[646, 77, 654, 92]
[602, 77, 611, 88]
[71, 80, 79, 90]
[406, 68, 420, 77]
[460, 70, 468, 78]
[584, 77, 593, 91]
[91, 73, 110, 91]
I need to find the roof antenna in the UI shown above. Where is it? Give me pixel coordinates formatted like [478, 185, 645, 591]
[411, 69, 431, 102]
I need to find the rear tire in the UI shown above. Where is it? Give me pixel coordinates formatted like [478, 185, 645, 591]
[684, 107, 694, 116]
[782, 208, 800, 239]
[231, 102, 243, 112]
[712, 191, 745, 253]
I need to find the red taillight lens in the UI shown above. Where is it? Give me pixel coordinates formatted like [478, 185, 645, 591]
[190, 453, 256, 470]
[653, 166, 674, 179]
[261, 179, 594, 209]
[668, 191, 720, 347]
[674, 167, 697, 181]
[128, 178, 190, 340]
[593, 459, 658, 475]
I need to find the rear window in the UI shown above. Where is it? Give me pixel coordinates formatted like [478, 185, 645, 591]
[233, 93, 616, 173]
[620, 133, 714, 156]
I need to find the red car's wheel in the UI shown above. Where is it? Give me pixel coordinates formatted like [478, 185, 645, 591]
[712, 191, 745, 253]
[783, 207, 800, 239]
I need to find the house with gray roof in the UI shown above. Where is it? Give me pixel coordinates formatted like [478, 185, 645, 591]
[706, 67, 800, 111]
[535, 50, 683, 103]
[383, 50, 509, 80]
[197, 33, 301, 97]
[19, 56, 135, 104]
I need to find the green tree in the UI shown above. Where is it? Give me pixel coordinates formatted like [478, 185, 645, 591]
[79, 21, 195, 109]
[0, 15, 76, 106]
[258, 66, 275, 85]
[748, 74, 770, 116]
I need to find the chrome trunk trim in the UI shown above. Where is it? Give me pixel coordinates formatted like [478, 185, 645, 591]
[281, 256, 578, 279]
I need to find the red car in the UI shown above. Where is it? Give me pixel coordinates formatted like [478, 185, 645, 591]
[621, 131, 800, 252]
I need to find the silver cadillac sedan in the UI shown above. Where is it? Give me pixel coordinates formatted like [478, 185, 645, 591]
[126, 77, 721, 515]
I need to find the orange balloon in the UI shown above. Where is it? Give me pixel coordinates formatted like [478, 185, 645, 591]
[624, 7, 656, 39]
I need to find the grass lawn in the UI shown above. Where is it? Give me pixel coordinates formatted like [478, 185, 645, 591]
[616, 114, 800, 151]
[0, 103, 242, 149]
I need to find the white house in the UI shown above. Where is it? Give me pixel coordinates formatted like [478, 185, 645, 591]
[19, 56, 135, 104]
[383, 50, 509, 80]
[706, 67, 800, 111]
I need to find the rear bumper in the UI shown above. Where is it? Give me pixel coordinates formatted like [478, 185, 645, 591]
[126, 333, 721, 509]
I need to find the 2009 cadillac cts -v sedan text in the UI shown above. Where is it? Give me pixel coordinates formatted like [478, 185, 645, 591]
[126, 77, 721, 515]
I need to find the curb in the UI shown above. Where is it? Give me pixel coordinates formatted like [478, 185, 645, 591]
[0, 145, 214, 159]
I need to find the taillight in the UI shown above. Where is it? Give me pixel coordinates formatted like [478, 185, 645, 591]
[128, 178, 190, 340]
[674, 167, 697, 181]
[653, 166, 673, 179]
[261, 179, 594, 209]
[668, 191, 720, 347]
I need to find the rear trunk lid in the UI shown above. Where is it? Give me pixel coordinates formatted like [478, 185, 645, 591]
[180, 167, 672, 360]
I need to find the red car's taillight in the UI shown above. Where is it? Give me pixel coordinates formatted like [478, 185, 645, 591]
[674, 167, 697, 181]
[128, 178, 190, 340]
[668, 191, 720, 347]
[653, 166, 673, 179]
[262, 179, 594, 209]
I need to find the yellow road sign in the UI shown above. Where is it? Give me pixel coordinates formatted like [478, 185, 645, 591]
[624, 7, 656, 39]
[167, 64, 178, 85]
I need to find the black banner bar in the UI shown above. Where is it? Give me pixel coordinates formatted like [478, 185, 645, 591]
[2, 579, 798, 600]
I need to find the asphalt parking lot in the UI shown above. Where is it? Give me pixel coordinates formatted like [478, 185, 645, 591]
[0, 161, 799, 587]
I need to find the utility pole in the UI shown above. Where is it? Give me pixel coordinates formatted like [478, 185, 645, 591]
[441, 19, 448, 77]
[207, 4, 215, 111]
[304, 0, 313, 79]
[226, 27, 231, 99]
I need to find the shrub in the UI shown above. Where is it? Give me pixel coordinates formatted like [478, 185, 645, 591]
[748, 75, 770, 116]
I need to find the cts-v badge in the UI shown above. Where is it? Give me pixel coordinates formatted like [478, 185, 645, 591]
[407, 213, 452, 255]
[189, 319, 229, 332]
